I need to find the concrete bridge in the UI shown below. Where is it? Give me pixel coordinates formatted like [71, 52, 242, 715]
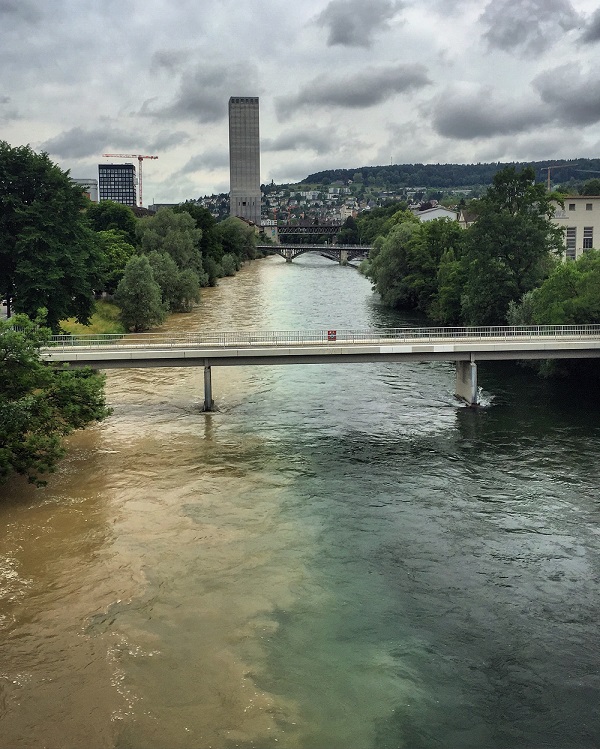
[41, 325, 600, 411]
[258, 244, 371, 264]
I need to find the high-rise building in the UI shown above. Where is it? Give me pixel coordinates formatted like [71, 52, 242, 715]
[228, 96, 261, 225]
[98, 163, 137, 206]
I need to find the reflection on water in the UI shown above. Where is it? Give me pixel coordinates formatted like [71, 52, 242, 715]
[1, 256, 600, 748]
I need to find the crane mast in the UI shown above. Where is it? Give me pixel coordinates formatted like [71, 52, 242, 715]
[101, 153, 158, 207]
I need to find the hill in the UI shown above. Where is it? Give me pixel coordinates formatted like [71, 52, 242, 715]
[301, 159, 600, 190]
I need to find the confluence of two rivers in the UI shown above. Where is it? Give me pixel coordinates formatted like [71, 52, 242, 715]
[1, 255, 599, 748]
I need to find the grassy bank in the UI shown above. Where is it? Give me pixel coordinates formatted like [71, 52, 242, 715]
[60, 300, 125, 335]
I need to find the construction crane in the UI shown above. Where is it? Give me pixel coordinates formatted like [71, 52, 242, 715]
[542, 164, 600, 191]
[101, 154, 158, 207]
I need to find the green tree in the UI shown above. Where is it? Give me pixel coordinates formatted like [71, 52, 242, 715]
[460, 166, 563, 324]
[406, 218, 465, 315]
[173, 202, 223, 285]
[429, 248, 465, 324]
[137, 208, 206, 283]
[115, 255, 166, 332]
[509, 250, 600, 325]
[215, 217, 257, 262]
[364, 215, 421, 308]
[0, 313, 111, 485]
[86, 200, 138, 245]
[580, 179, 600, 196]
[173, 269, 201, 312]
[220, 253, 238, 277]
[97, 229, 137, 294]
[336, 216, 360, 244]
[147, 251, 201, 312]
[0, 142, 103, 330]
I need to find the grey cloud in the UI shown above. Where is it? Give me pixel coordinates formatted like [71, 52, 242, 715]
[148, 130, 190, 151]
[534, 64, 600, 125]
[150, 49, 189, 74]
[276, 64, 431, 119]
[0, 94, 19, 122]
[316, 0, 404, 47]
[262, 129, 335, 155]
[41, 126, 140, 159]
[0, 0, 41, 24]
[142, 62, 260, 123]
[581, 7, 600, 43]
[179, 151, 229, 175]
[431, 87, 548, 139]
[481, 0, 580, 56]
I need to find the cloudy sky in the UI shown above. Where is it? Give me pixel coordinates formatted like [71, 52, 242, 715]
[2, 0, 600, 204]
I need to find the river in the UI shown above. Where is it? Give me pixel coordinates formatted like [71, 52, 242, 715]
[1, 254, 599, 749]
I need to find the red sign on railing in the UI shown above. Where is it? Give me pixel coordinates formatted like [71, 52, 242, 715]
[327, 330, 337, 341]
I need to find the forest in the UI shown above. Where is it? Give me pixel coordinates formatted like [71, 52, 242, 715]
[302, 158, 600, 191]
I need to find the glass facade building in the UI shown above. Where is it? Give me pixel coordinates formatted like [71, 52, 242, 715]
[98, 163, 137, 206]
[229, 97, 261, 225]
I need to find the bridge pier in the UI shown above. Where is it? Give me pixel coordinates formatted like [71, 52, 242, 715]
[339, 250, 348, 265]
[203, 364, 215, 411]
[455, 360, 479, 407]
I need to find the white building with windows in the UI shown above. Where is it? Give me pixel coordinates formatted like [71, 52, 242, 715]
[552, 196, 600, 259]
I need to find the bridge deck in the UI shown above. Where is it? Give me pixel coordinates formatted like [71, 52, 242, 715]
[41, 326, 600, 368]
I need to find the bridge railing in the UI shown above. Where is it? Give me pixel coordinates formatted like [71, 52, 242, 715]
[46, 325, 600, 349]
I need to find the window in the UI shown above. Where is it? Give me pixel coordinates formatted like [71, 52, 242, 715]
[568, 203, 576, 211]
[566, 227, 577, 259]
[583, 227, 594, 250]
[586, 203, 593, 211]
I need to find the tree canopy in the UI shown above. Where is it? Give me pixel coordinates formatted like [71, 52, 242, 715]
[86, 200, 138, 245]
[460, 167, 563, 324]
[363, 166, 565, 326]
[0, 313, 111, 485]
[0, 142, 103, 330]
[115, 255, 166, 332]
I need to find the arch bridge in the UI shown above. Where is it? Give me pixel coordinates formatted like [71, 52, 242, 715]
[258, 244, 371, 263]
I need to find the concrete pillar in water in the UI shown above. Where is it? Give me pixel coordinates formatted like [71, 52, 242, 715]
[455, 360, 478, 406]
[285, 249, 293, 263]
[339, 249, 348, 265]
[203, 364, 214, 412]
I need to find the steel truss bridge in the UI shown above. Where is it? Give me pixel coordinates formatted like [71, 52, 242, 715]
[276, 224, 343, 236]
[41, 325, 600, 411]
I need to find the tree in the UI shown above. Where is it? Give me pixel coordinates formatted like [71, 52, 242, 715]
[580, 179, 600, 196]
[147, 251, 201, 312]
[86, 200, 138, 245]
[136, 208, 206, 282]
[509, 250, 600, 325]
[0, 142, 104, 330]
[173, 202, 223, 285]
[215, 217, 257, 262]
[336, 216, 360, 245]
[115, 255, 166, 332]
[97, 229, 137, 294]
[364, 214, 421, 308]
[0, 312, 111, 485]
[460, 166, 563, 324]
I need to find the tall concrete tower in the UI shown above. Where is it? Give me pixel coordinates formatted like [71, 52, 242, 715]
[229, 96, 261, 225]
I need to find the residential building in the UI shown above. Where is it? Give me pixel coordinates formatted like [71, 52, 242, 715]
[229, 96, 261, 225]
[413, 206, 458, 222]
[552, 196, 600, 259]
[98, 163, 136, 206]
